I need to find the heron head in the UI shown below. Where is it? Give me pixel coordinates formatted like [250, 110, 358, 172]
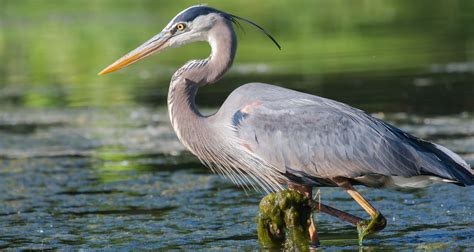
[98, 5, 280, 75]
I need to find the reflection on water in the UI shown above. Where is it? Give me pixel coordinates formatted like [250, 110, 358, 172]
[0, 107, 473, 250]
[1, 0, 474, 250]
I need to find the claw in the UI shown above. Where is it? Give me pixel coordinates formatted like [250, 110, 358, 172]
[356, 211, 386, 246]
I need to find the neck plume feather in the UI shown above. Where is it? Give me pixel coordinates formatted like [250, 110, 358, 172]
[166, 18, 285, 193]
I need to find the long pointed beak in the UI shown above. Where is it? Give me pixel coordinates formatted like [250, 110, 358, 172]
[98, 32, 172, 75]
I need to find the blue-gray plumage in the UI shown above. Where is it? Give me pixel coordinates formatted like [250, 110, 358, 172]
[231, 109, 249, 129]
[99, 5, 474, 242]
[219, 83, 473, 188]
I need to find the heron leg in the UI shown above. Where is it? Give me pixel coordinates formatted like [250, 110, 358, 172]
[288, 184, 319, 247]
[311, 201, 363, 226]
[333, 178, 387, 245]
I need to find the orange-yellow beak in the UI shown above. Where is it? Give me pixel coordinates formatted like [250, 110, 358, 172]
[98, 32, 172, 75]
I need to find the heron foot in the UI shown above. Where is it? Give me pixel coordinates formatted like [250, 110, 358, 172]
[309, 241, 320, 250]
[356, 211, 386, 246]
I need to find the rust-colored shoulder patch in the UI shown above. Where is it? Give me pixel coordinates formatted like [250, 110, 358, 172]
[242, 142, 253, 152]
[241, 100, 263, 114]
[232, 100, 263, 129]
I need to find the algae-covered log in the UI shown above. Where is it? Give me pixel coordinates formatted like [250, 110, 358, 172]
[257, 190, 313, 250]
[257, 189, 386, 248]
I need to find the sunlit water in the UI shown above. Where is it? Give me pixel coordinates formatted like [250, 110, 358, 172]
[1, 92, 473, 250]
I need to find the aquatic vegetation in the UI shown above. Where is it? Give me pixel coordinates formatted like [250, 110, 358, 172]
[257, 190, 313, 250]
[257, 189, 389, 248]
[356, 211, 386, 246]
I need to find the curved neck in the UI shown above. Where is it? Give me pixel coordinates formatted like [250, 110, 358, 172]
[167, 18, 236, 154]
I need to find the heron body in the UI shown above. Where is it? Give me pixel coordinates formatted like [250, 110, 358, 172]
[99, 5, 474, 244]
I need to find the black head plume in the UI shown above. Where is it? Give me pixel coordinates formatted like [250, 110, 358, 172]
[227, 14, 281, 50]
[172, 5, 281, 50]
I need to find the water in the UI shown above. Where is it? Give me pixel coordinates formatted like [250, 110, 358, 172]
[1, 0, 474, 250]
[1, 102, 473, 250]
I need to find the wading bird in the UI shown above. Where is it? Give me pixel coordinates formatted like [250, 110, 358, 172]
[99, 5, 474, 245]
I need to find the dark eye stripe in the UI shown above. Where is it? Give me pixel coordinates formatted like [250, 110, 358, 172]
[170, 26, 178, 34]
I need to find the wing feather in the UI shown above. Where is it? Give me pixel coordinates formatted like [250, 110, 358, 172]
[228, 84, 473, 186]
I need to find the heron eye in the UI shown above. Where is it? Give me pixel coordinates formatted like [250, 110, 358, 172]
[176, 23, 186, 31]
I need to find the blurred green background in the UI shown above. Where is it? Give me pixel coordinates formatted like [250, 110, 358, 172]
[1, 0, 474, 111]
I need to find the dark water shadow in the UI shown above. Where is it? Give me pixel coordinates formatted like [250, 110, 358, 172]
[64, 205, 178, 218]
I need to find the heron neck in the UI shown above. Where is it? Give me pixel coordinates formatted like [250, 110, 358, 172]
[206, 20, 237, 84]
[167, 18, 237, 154]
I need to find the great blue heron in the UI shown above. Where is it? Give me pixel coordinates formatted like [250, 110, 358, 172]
[99, 5, 474, 245]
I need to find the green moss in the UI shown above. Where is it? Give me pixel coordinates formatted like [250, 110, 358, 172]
[257, 190, 313, 250]
[356, 211, 387, 246]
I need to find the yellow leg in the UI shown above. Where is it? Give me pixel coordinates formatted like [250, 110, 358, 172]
[332, 178, 378, 217]
[345, 187, 378, 217]
[333, 178, 386, 245]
